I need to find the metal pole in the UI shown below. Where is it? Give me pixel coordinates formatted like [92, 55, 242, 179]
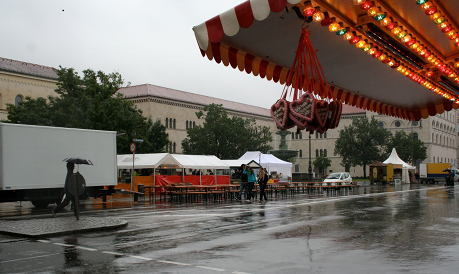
[200, 171, 202, 185]
[308, 133, 312, 180]
[131, 151, 135, 192]
[182, 168, 185, 183]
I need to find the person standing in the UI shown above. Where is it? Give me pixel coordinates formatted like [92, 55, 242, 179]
[247, 167, 257, 200]
[258, 168, 269, 202]
[239, 164, 248, 200]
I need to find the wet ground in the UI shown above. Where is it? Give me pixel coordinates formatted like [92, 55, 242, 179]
[1, 184, 458, 273]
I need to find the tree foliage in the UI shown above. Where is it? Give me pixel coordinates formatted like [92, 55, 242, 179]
[334, 116, 390, 177]
[386, 131, 426, 164]
[313, 156, 331, 177]
[6, 67, 168, 154]
[182, 104, 272, 159]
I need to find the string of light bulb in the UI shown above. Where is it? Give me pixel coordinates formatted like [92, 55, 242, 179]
[299, 1, 458, 103]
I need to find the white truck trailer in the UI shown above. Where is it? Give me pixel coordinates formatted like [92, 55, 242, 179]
[0, 123, 117, 208]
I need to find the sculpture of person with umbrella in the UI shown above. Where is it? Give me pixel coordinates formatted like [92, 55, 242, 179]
[53, 158, 92, 220]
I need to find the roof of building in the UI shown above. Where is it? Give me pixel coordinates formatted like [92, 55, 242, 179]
[0, 57, 58, 80]
[118, 84, 272, 118]
[118, 84, 366, 118]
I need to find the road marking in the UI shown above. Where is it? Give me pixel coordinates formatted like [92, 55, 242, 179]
[129, 255, 153, 261]
[37, 239, 50, 243]
[0, 253, 61, 264]
[196, 265, 225, 271]
[76, 246, 97, 251]
[156, 259, 191, 266]
[102, 251, 124, 256]
[232, 271, 253, 274]
[53, 242, 74, 247]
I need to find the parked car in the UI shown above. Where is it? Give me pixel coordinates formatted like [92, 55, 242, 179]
[323, 172, 352, 185]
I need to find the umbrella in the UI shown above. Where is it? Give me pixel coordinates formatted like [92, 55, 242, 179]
[63, 158, 93, 165]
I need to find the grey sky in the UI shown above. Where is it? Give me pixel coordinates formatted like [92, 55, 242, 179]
[0, 0, 281, 108]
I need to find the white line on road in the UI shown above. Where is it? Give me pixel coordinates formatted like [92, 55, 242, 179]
[76, 246, 98, 251]
[53, 242, 74, 247]
[0, 253, 61, 264]
[102, 251, 124, 256]
[232, 271, 253, 274]
[129, 255, 153, 261]
[37, 239, 50, 243]
[196, 265, 225, 271]
[156, 260, 191, 266]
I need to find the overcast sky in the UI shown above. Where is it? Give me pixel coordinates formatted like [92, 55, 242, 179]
[0, 0, 282, 108]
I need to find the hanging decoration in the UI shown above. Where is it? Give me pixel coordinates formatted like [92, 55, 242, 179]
[301, 1, 458, 103]
[415, 0, 459, 47]
[271, 28, 342, 133]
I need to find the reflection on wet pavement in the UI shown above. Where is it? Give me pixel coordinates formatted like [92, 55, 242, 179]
[1, 184, 458, 273]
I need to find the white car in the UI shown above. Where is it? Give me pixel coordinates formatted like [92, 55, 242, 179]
[323, 172, 352, 185]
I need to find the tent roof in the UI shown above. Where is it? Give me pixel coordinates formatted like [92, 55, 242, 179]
[223, 159, 262, 168]
[239, 151, 292, 165]
[117, 153, 181, 169]
[383, 148, 415, 169]
[170, 154, 229, 169]
[192, 0, 459, 120]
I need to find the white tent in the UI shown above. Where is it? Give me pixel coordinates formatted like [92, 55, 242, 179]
[223, 159, 261, 168]
[117, 153, 180, 169]
[239, 151, 292, 178]
[170, 154, 229, 170]
[383, 148, 415, 169]
[117, 153, 229, 170]
[383, 148, 415, 184]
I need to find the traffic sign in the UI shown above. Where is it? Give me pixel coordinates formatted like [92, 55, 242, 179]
[130, 142, 136, 153]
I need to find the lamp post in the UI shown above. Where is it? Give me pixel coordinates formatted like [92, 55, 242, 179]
[308, 133, 312, 180]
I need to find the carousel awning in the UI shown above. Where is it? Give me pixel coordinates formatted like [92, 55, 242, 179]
[192, 0, 459, 120]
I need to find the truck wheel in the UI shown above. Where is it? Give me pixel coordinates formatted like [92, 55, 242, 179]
[31, 200, 50, 209]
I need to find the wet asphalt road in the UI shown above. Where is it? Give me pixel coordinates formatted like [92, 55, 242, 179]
[1, 184, 459, 273]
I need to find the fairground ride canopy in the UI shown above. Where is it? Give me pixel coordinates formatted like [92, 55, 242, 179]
[193, 0, 459, 120]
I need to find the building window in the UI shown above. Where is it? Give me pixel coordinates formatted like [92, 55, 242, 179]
[173, 119, 176, 129]
[299, 149, 302, 158]
[316, 149, 319, 158]
[412, 121, 418, 127]
[173, 142, 176, 153]
[394, 121, 401, 127]
[185, 120, 188, 129]
[193, 121, 196, 128]
[324, 149, 327, 157]
[165, 118, 169, 128]
[291, 132, 295, 139]
[324, 132, 327, 138]
[298, 132, 302, 139]
[15, 95, 23, 106]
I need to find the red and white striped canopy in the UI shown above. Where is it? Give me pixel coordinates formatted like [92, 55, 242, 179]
[192, 0, 459, 120]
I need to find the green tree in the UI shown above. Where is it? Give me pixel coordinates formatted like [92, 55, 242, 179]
[386, 131, 426, 165]
[313, 156, 331, 177]
[334, 116, 390, 178]
[182, 104, 272, 159]
[6, 67, 168, 153]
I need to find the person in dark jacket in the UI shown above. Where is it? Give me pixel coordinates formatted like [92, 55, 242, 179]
[53, 162, 76, 215]
[258, 168, 269, 202]
[239, 164, 248, 200]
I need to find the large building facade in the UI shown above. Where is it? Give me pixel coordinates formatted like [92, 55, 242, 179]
[0, 57, 57, 120]
[1, 57, 457, 177]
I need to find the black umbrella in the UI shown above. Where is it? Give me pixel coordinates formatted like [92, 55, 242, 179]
[63, 158, 93, 165]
